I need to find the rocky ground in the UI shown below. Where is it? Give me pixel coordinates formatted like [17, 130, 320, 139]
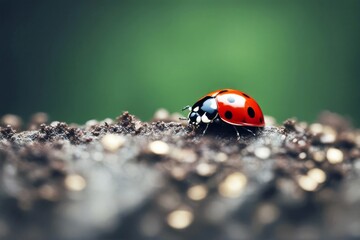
[0, 110, 360, 240]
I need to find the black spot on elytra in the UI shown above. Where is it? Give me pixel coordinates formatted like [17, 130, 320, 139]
[247, 107, 255, 118]
[225, 111, 233, 119]
[242, 93, 250, 98]
[260, 116, 263, 123]
[227, 96, 235, 103]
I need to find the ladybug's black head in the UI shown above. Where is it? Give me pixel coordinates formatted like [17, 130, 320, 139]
[186, 97, 218, 128]
[188, 111, 201, 126]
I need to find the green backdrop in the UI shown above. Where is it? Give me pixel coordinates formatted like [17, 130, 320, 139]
[1, 1, 360, 126]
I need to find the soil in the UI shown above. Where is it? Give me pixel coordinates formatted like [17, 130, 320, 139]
[0, 110, 360, 240]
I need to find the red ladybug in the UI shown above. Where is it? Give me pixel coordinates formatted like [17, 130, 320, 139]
[182, 89, 265, 137]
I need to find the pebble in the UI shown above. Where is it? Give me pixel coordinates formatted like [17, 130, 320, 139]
[187, 185, 208, 201]
[304, 160, 315, 169]
[218, 172, 247, 198]
[298, 175, 318, 191]
[148, 141, 170, 155]
[1, 114, 22, 130]
[134, 121, 143, 131]
[298, 152, 307, 159]
[101, 118, 114, 125]
[39, 185, 58, 201]
[264, 115, 277, 126]
[254, 147, 271, 159]
[29, 112, 48, 130]
[309, 123, 323, 135]
[50, 121, 60, 127]
[170, 167, 187, 180]
[307, 168, 326, 184]
[256, 203, 280, 224]
[298, 121, 308, 130]
[101, 134, 126, 152]
[153, 108, 170, 120]
[167, 209, 194, 229]
[320, 126, 337, 143]
[297, 140, 307, 147]
[326, 148, 344, 164]
[170, 149, 197, 163]
[31, 112, 48, 123]
[85, 119, 99, 128]
[64, 174, 87, 191]
[312, 150, 325, 162]
[196, 163, 217, 176]
[215, 152, 228, 162]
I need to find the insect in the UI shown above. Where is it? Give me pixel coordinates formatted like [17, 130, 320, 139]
[182, 89, 265, 138]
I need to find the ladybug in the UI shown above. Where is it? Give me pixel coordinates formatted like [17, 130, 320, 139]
[182, 89, 265, 138]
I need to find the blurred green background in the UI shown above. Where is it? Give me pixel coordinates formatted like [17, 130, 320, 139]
[1, 0, 360, 125]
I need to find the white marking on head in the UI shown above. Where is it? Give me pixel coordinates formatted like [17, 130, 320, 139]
[196, 116, 201, 123]
[193, 106, 199, 112]
[201, 114, 211, 123]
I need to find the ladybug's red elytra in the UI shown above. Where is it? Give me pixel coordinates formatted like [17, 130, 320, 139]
[182, 89, 265, 138]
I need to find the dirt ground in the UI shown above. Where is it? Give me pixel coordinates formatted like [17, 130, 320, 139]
[0, 110, 360, 240]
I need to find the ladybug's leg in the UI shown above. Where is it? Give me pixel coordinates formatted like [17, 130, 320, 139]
[233, 126, 241, 140]
[202, 124, 210, 136]
[244, 127, 256, 136]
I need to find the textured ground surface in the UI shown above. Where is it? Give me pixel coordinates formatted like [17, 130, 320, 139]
[0, 111, 360, 240]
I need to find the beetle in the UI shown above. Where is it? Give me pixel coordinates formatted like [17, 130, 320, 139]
[182, 89, 264, 138]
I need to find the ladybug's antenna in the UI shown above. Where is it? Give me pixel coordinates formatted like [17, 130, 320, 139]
[180, 106, 191, 121]
[181, 105, 191, 111]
